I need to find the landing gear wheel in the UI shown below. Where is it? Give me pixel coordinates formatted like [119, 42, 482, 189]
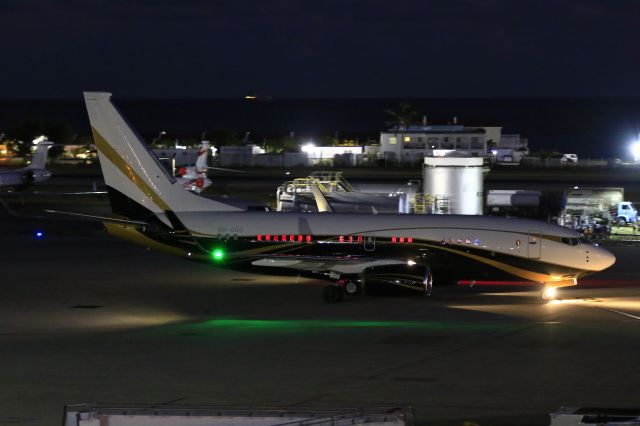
[343, 280, 362, 296]
[323, 285, 344, 303]
[539, 287, 557, 303]
[423, 271, 433, 297]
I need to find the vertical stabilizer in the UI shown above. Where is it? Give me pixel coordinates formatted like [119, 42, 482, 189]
[83, 92, 242, 222]
[28, 141, 53, 169]
[195, 141, 210, 173]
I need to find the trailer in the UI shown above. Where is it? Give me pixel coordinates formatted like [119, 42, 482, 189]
[550, 406, 640, 425]
[63, 404, 413, 426]
[485, 189, 541, 217]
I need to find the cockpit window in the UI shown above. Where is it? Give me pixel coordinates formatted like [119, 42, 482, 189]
[561, 237, 589, 246]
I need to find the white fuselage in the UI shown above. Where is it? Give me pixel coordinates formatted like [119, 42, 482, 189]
[174, 210, 615, 276]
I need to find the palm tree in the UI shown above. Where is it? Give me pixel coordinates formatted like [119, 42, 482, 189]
[385, 102, 420, 130]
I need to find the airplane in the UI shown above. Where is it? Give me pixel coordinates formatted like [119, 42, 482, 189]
[80, 92, 616, 303]
[0, 141, 53, 189]
[175, 141, 212, 193]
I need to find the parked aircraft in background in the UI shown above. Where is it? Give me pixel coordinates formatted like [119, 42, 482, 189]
[0, 141, 53, 189]
[79, 92, 616, 303]
[175, 141, 212, 193]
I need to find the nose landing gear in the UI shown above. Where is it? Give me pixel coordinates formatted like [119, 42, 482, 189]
[539, 286, 557, 302]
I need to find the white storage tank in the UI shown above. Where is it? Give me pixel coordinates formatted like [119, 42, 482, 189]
[423, 157, 484, 215]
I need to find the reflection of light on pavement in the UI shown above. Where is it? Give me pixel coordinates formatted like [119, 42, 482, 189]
[0, 308, 188, 334]
[548, 298, 585, 306]
[88, 311, 188, 329]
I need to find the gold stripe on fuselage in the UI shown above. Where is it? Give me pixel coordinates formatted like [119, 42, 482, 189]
[104, 222, 190, 257]
[422, 243, 577, 285]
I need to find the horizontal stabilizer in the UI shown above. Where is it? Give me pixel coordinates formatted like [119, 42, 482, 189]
[45, 209, 148, 226]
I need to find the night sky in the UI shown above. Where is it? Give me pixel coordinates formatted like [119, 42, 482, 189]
[3, 0, 640, 99]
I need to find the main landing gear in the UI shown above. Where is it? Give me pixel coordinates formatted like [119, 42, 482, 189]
[322, 284, 343, 303]
[323, 278, 362, 303]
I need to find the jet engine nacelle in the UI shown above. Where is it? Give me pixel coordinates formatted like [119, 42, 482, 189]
[363, 263, 433, 296]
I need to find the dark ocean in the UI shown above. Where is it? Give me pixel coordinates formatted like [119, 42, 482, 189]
[1, 98, 639, 158]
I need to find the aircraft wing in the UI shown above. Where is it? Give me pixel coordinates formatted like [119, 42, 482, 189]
[250, 256, 407, 275]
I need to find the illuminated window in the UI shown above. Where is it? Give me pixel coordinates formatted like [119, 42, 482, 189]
[274, 235, 279, 241]
[348, 236, 353, 243]
[298, 235, 303, 242]
[392, 236, 397, 244]
[306, 235, 312, 243]
[408, 237, 413, 244]
[282, 234, 287, 242]
[357, 236, 363, 244]
[400, 237, 405, 244]
[457, 238, 463, 244]
[404, 136, 411, 142]
[289, 235, 295, 242]
[465, 238, 471, 244]
[257, 235, 263, 241]
[339, 236, 344, 243]
[389, 136, 397, 145]
[266, 235, 271, 241]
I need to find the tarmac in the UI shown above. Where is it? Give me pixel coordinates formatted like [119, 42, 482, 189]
[1, 177, 640, 425]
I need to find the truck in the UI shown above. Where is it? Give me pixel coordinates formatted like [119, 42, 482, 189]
[613, 201, 638, 226]
[558, 187, 638, 233]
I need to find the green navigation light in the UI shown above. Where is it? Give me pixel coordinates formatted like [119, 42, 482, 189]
[212, 248, 225, 261]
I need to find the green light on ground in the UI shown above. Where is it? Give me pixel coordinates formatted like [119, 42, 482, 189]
[188, 318, 515, 333]
[212, 248, 225, 261]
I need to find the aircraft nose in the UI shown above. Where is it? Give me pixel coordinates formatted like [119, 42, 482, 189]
[591, 246, 616, 271]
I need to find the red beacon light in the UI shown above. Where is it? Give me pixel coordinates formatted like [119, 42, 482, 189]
[177, 166, 188, 176]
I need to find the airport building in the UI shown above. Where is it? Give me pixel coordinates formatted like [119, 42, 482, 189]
[380, 124, 487, 164]
[380, 124, 528, 164]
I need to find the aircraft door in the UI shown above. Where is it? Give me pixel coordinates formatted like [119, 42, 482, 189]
[527, 230, 541, 259]
[364, 235, 376, 252]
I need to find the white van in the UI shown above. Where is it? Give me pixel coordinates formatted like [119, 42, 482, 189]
[561, 153, 578, 165]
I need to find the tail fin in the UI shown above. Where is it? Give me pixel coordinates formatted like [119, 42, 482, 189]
[195, 141, 210, 173]
[310, 181, 334, 213]
[83, 92, 242, 223]
[28, 141, 53, 169]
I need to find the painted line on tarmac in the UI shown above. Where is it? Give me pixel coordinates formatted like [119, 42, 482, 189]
[598, 307, 640, 321]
